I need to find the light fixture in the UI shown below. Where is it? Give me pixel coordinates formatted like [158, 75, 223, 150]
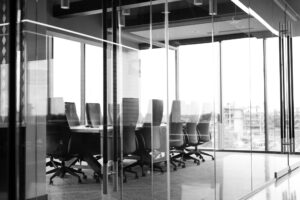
[194, 0, 203, 6]
[122, 8, 131, 16]
[231, 0, 279, 36]
[61, 0, 70, 9]
[209, 0, 217, 16]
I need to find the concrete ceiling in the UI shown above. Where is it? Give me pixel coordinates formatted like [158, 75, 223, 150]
[130, 17, 267, 41]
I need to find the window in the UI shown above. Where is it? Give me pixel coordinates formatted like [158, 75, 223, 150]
[53, 37, 81, 117]
[139, 48, 176, 121]
[222, 38, 265, 150]
[85, 44, 103, 110]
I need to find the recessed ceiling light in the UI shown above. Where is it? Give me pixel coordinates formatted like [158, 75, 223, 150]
[194, 0, 204, 6]
[61, 0, 70, 9]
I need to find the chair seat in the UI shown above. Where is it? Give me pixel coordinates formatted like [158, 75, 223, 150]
[123, 159, 138, 167]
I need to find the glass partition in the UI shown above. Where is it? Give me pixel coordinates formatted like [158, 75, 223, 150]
[12, 0, 300, 200]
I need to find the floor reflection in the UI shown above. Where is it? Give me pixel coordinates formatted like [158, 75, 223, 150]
[249, 168, 300, 200]
[46, 152, 300, 200]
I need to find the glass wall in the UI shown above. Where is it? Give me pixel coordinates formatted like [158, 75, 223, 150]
[5, 0, 300, 200]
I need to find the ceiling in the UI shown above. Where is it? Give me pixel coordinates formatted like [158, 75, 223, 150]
[52, 0, 288, 44]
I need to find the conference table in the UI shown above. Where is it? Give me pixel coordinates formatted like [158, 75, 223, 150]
[70, 125, 115, 176]
[69, 124, 168, 180]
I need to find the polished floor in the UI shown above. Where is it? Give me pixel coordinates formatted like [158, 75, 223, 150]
[249, 167, 300, 200]
[46, 152, 300, 200]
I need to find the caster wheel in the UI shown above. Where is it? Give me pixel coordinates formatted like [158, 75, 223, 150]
[182, 165, 186, 168]
[96, 178, 100, 183]
[123, 179, 127, 183]
[49, 180, 53, 185]
[194, 160, 197, 163]
[135, 175, 139, 179]
[78, 179, 82, 184]
[202, 159, 205, 162]
[212, 157, 215, 160]
[142, 172, 146, 177]
[173, 167, 177, 171]
[197, 161, 200, 166]
[83, 174, 87, 179]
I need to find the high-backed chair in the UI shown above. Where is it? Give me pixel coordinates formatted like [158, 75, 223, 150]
[135, 99, 166, 173]
[46, 97, 86, 184]
[122, 98, 142, 182]
[183, 122, 202, 164]
[86, 103, 102, 127]
[196, 113, 214, 161]
[65, 102, 80, 127]
[169, 100, 186, 170]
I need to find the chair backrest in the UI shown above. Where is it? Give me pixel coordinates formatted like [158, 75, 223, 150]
[47, 97, 71, 157]
[185, 122, 198, 144]
[122, 98, 139, 155]
[169, 100, 184, 148]
[197, 122, 210, 142]
[170, 100, 181, 123]
[199, 113, 212, 123]
[197, 113, 212, 142]
[65, 102, 80, 127]
[86, 103, 102, 127]
[141, 99, 163, 150]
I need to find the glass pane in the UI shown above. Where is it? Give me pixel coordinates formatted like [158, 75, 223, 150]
[222, 38, 251, 150]
[168, 1, 217, 200]
[293, 36, 300, 152]
[0, 0, 9, 199]
[53, 37, 81, 120]
[266, 37, 281, 152]
[85, 44, 103, 118]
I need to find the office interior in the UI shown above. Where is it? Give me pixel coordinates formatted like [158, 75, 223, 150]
[1, 0, 300, 200]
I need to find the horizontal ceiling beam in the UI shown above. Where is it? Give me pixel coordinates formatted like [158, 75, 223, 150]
[53, 0, 182, 18]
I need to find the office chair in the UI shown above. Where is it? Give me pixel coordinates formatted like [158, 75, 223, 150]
[183, 122, 201, 165]
[65, 102, 80, 127]
[122, 98, 143, 182]
[196, 120, 215, 161]
[86, 103, 102, 127]
[169, 100, 186, 171]
[135, 99, 166, 174]
[46, 97, 86, 185]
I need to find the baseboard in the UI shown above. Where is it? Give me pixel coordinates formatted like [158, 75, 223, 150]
[27, 194, 48, 200]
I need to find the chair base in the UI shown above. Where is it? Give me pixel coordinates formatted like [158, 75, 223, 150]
[47, 160, 86, 185]
[196, 151, 214, 161]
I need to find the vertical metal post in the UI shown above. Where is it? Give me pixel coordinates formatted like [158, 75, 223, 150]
[175, 49, 179, 100]
[164, 1, 170, 200]
[290, 30, 295, 153]
[80, 43, 86, 124]
[102, 0, 108, 195]
[288, 22, 295, 153]
[8, 0, 18, 199]
[219, 42, 223, 150]
[287, 31, 292, 153]
[112, 0, 118, 192]
[279, 24, 284, 152]
[263, 39, 269, 152]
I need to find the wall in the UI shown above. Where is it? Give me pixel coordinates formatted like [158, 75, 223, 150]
[22, 0, 142, 199]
